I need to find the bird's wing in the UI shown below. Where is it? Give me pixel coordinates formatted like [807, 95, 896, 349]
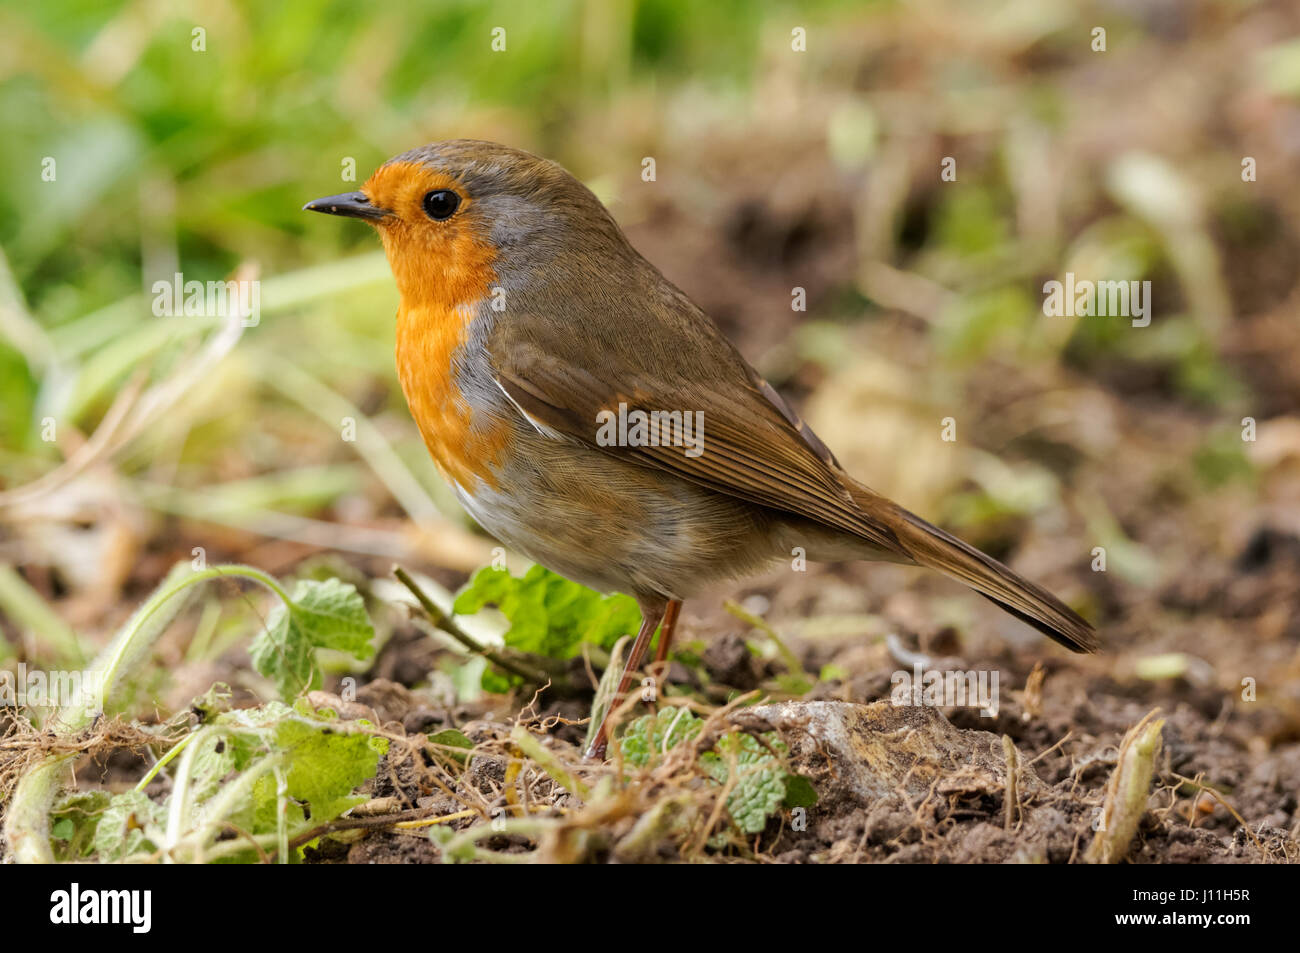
[487, 306, 906, 555]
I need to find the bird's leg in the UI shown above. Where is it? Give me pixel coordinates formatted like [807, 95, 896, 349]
[654, 599, 682, 664]
[585, 596, 667, 760]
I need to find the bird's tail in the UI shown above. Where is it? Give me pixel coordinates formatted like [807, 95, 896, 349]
[849, 483, 1098, 653]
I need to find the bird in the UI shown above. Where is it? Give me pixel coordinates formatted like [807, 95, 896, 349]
[304, 140, 1097, 759]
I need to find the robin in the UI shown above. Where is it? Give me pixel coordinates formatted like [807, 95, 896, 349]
[305, 140, 1097, 759]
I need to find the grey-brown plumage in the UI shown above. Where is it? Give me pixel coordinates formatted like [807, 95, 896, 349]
[311, 138, 1099, 689]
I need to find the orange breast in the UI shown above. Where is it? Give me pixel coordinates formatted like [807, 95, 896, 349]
[396, 301, 510, 491]
[386, 213, 511, 491]
[373, 163, 512, 491]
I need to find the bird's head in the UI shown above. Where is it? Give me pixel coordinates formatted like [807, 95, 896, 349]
[304, 140, 625, 310]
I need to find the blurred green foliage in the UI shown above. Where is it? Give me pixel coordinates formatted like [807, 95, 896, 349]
[0, 0, 865, 323]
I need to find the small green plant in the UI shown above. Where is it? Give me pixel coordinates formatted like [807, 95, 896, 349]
[55, 699, 386, 863]
[250, 576, 376, 698]
[5, 562, 380, 864]
[452, 564, 642, 691]
[619, 708, 817, 835]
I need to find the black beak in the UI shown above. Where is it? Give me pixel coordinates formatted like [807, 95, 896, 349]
[302, 191, 389, 221]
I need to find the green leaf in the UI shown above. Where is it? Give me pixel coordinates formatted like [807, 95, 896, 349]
[700, 733, 789, 835]
[269, 716, 386, 824]
[189, 732, 239, 802]
[480, 666, 513, 695]
[620, 713, 814, 835]
[782, 774, 819, 809]
[453, 565, 642, 688]
[428, 728, 474, 764]
[250, 577, 375, 700]
[620, 707, 704, 768]
[93, 790, 167, 862]
[49, 791, 112, 860]
[0, 342, 35, 452]
[205, 702, 386, 854]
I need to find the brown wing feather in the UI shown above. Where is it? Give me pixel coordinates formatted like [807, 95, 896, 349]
[492, 347, 904, 555]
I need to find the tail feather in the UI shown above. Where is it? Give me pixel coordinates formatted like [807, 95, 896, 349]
[851, 487, 1098, 653]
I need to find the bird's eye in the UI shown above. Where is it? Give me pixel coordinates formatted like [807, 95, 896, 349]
[422, 190, 461, 220]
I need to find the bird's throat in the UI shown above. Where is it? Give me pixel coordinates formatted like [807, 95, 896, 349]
[378, 218, 498, 315]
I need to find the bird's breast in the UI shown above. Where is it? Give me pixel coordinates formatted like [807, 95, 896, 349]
[395, 302, 510, 491]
